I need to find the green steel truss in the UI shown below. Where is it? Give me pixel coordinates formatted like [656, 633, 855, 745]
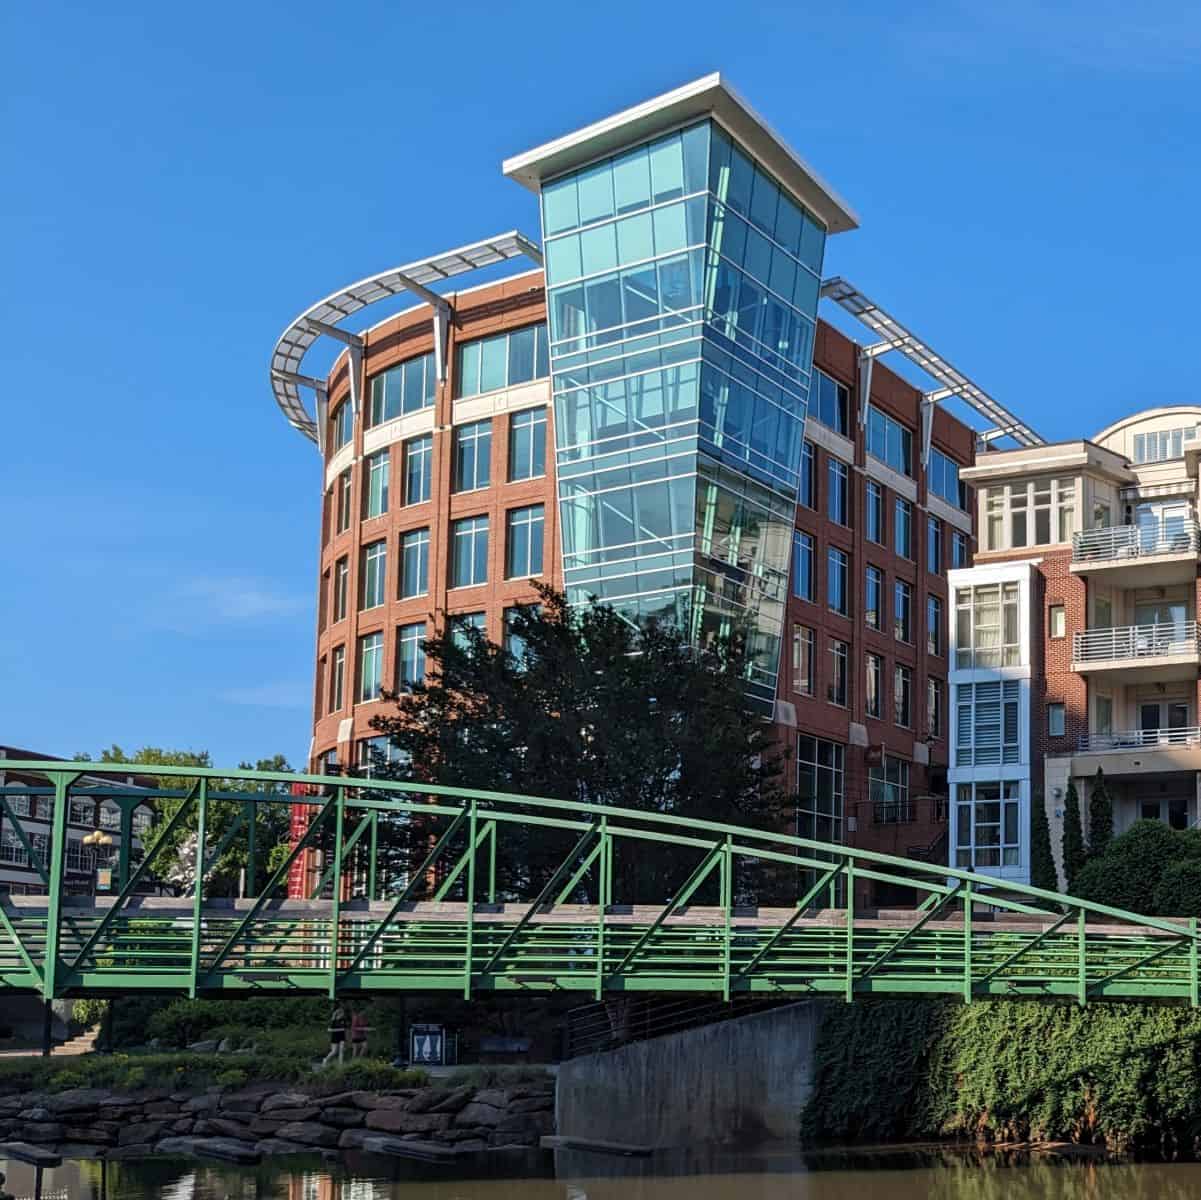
[1, 761, 1198, 1005]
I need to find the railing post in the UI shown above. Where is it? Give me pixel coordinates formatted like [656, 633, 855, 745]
[845, 859, 855, 1002]
[595, 819, 609, 1001]
[1077, 907, 1087, 1006]
[487, 821, 497, 905]
[721, 835, 732, 1002]
[117, 800, 134, 890]
[41, 772, 72, 1001]
[328, 783, 346, 998]
[463, 799, 477, 999]
[962, 879, 973, 1003]
[244, 799, 257, 898]
[189, 778, 209, 999]
[1191, 917, 1198, 1008]
[368, 810, 379, 902]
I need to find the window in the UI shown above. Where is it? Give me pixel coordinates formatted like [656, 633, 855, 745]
[792, 625, 814, 695]
[928, 447, 963, 508]
[451, 516, 489, 587]
[828, 639, 848, 706]
[955, 582, 1021, 669]
[320, 570, 330, 631]
[984, 478, 1077, 550]
[509, 408, 548, 481]
[456, 324, 549, 398]
[396, 622, 425, 690]
[827, 459, 849, 525]
[927, 594, 943, 656]
[894, 664, 912, 727]
[811, 369, 849, 436]
[453, 420, 492, 492]
[865, 566, 883, 630]
[368, 352, 436, 425]
[1048, 702, 1066, 738]
[827, 548, 849, 616]
[358, 632, 384, 702]
[7, 794, 31, 817]
[99, 805, 119, 830]
[360, 541, 386, 610]
[799, 442, 816, 508]
[955, 681, 1021, 766]
[867, 406, 912, 476]
[894, 580, 912, 643]
[336, 470, 352, 534]
[928, 677, 943, 737]
[333, 557, 348, 622]
[955, 781, 1020, 869]
[330, 645, 345, 712]
[506, 505, 545, 579]
[866, 481, 884, 545]
[1134, 426, 1197, 464]
[952, 529, 969, 569]
[1049, 604, 1066, 638]
[357, 736, 408, 778]
[399, 528, 429, 598]
[865, 653, 883, 718]
[795, 736, 844, 843]
[927, 515, 942, 575]
[452, 612, 487, 651]
[66, 839, 95, 873]
[332, 400, 353, 449]
[895, 499, 912, 558]
[403, 435, 432, 505]
[504, 605, 541, 667]
[69, 797, 93, 826]
[871, 756, 911, 823]
[361, 450, 389, 519]
[792, 531, 814, 601]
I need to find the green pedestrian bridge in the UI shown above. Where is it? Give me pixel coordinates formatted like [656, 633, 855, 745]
[1, 762, 1197, 1006]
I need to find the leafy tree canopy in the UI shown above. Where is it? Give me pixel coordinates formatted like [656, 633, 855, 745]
[1071, 820, 1201, 915]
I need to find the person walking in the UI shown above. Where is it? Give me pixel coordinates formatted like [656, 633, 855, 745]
[350, 1007, 370, 1059]
[322, 1001, 347, 1067]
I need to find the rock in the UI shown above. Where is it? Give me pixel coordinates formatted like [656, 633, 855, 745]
[423, 1086, 475, 1115]
[107, 1144, 154, 1159]
[185, 1094, 221, 1113]
[495, 1111, 554, 1141]
[187, 1039, 219, 1052]
[199, 1118, 252, 1140]
[119, 1121, 166, 1146]
[249, 1117, 285, 1136]
[274, 1121, 340, 1148]
[337, 1128, 370, 1150]
[507, 1095, 553, 1114]
[156, 1135, 261, 1164]
[65, 1125, 115, 1145]
[17, 1109, 51, 1122]
[505, 1083, 555, 1102]
[21, 1123, 64, 1144]
[365, 1110, 452, 1135]
[453, 1102, 503, 1128]
[217, 1037, 236, 1053]
[57, 1144, 106, 1160]
[171, 1119, 195, 1134]
[222, 1092, 266, 1114]
[255, 1138, 310, 1156]
[351, 1092, 406, 1111]
[144, 1101, 181, 1116]
[262, 1106, 319, 1123]
[361, 1134, 457, 1160]
[455, 1138, 488, 1153]
[43, 1088, 110, 1114]
[473, 1089, 508, 1109]
[261, 1091, 313, 1113]
[317, 1107, 363, 1128]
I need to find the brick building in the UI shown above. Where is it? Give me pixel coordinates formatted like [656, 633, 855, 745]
[271, 76, 1051, 906]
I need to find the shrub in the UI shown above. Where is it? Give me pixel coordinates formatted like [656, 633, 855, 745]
[1029, 793, 1058, 893]
[145, 997, 330, 1047]
[1072, 820, 1201, 914]
[1062, 779, 1086, 888]
[1088, 767, 1114, 857]
[214, 1067, 248, 1089]
[1152, 860, 1201, 917]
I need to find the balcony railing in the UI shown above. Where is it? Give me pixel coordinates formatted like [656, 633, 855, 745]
[1079, 726, 1201, 752]
[1073, 620, 1198, 664]
[1073, 518, 1200, 563]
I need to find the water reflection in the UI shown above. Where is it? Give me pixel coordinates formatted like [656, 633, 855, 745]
[3, 1145, 1201, 1200]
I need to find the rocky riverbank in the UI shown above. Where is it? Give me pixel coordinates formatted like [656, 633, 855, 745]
[0, 1079, 556, 1165]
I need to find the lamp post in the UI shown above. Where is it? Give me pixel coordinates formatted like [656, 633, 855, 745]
[83, 829, 113, 895]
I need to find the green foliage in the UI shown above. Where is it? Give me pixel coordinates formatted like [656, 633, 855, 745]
[368, 585, 789, 903]
[1071, 821, 1201, 915]
[1029, 793, 1058, 893]
[804, 998, 1201, 1153]
[214, 1067, 248, 1088]
[1061, 779, 1086, 889]
[1088, 767, 1114, 857]
[72, 998, 109, 1030]
[1152, 861, 1201, 919]
[145, 997, 330, 1047]
[309, 1061, 428, 1093]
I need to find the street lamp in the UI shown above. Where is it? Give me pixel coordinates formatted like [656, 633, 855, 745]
[83, 829, 114, 895]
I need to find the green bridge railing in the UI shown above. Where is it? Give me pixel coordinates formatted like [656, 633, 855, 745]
[0, 761, 1197, 1004]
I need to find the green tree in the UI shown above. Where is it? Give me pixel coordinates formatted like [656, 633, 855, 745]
[1061, 779, 1086, 890]
[368, 586, 788, 903]
[1073, 820, 1201, 914]
[83, 746, 293, 896]
[1087, 766, 1114, 857]
[1029, 792, 1058, 893]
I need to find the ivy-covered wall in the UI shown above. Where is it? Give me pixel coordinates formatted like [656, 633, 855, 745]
[802, 998, 1201, 1154]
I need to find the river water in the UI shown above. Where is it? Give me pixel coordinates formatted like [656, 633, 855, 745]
[4, 1144, 1201, 1199]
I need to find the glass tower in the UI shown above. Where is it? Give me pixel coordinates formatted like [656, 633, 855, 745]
[538, 117, 831, 708]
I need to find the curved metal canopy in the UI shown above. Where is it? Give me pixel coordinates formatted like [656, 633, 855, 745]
[270, 231, 543, 445]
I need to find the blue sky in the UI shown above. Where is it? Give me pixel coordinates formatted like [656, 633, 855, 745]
[3, 1, 1199, 768]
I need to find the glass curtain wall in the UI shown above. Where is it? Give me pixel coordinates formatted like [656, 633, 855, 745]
[541, 119, 827, 705]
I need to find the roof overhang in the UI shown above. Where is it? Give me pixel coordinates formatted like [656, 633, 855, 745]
[503, 72, 859, 235]
[961, 441, 1135, 486]
[270, 231, 543, 445]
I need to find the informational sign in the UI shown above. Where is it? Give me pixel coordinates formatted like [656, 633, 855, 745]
[96, 867, 112, 892]
[409, 1023, 446, 1066]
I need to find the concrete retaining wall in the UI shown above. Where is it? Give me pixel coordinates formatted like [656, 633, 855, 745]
[556, 1001, 825, 1147]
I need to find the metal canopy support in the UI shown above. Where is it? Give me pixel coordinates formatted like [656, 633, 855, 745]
[822, 277, 1044, 449]
[392, 272, 453, 382]
[856, 351, 874, 428]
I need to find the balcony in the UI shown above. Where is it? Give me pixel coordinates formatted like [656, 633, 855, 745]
[1079, 726, 1201, 752]
[1071, 518, 1200, 588]
[1072, 725, 1201, 774]
[1072, 621, 1199, 684]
